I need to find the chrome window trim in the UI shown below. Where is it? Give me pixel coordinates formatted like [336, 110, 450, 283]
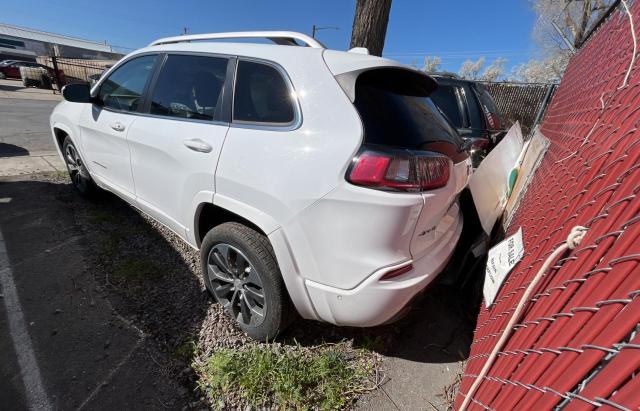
[91, 52, 160, 116]
[126, 111, 229, 127]
[91, 51, 159, 100]
[230, 57, 302, 132]
[92, 51, 302, 131]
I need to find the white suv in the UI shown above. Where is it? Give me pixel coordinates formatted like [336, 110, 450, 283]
[51, 32, 470, 340]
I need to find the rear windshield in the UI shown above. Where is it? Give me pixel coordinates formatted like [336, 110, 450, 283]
[354, 69, 465, 161]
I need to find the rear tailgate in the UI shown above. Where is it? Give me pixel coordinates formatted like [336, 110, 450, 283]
[411, 159, 469, 259]
[325, 50, 471, 261]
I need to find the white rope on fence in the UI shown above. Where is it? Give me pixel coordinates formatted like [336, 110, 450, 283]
[621, 0, 637, 88]
[459, 226, 588, 411]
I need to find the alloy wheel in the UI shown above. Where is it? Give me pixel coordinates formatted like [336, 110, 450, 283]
[207, 243, 266, 327]
[64, 143, 88, 191]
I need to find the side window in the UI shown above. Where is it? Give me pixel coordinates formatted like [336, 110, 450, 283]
[430, 85, 465, 128]
[98, 55, 157, 112]
[149, 54, 228, 121]
[233, 60, 295, 125]
[462, 85, 484, 130]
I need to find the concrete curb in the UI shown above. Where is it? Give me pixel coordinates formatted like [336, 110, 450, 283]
[0, 153, 65, 177]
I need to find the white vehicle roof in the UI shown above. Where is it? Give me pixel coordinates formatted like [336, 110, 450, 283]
[135, 31, 412, 77]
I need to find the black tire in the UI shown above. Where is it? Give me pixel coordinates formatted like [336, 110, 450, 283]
[62, 136, 100, 199]
[200, 222, 295, 341]
[40, 75, 52, 90]
[23, 78, 37, 88]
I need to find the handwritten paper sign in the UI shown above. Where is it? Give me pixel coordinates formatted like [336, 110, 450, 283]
[484, 228, 524, 307]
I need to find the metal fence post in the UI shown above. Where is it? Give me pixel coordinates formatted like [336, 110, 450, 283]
[50, 54, 63, 92]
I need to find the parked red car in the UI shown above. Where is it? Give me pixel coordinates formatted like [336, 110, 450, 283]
[0, 60, 54, 80]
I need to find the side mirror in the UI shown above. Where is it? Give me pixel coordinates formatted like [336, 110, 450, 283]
[62, 83, 91, 103]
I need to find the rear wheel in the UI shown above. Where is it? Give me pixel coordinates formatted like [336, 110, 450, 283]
[62, 136, 99, 198]
[200, 222, 294, 340]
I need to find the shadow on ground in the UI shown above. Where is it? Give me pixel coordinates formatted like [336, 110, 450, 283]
[0, 143, 29, 157]
[0, 175, 202, 410]
[0, 81, 25, 92]
[0, 175, 483, 409]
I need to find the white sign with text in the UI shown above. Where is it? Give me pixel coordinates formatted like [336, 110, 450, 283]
[484, 228, 524, 307]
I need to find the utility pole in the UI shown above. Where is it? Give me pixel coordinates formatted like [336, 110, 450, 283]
[311, 25, 339, 38]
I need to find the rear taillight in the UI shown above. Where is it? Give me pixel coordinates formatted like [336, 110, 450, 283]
[347, 148, 451, 192]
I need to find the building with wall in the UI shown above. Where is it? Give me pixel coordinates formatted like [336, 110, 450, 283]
[0, 23, 123, 62]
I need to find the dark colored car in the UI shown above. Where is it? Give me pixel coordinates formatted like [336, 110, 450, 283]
[428, 73, 506, 166]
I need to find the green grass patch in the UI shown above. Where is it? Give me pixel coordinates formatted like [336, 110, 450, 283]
[195, 343, 376, 410]
[173, 337, 197, 363]
[47, 170, 70, 181]
[112, 256, 161, 282]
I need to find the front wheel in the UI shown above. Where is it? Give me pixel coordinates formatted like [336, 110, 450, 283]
[62, 136, 99, 198]
[200, 222, 294, 341]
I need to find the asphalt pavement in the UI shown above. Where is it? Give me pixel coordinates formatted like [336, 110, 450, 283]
[0, 95, 59, 155]
[0, 96, 186, 409]
[0, 176, 185, 410]
[0, 97, 65, 176]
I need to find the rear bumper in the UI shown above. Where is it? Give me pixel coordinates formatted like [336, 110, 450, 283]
[304, 207, 463, 326]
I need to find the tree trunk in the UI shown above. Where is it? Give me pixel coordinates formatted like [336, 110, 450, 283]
[350, 0, 392, 57]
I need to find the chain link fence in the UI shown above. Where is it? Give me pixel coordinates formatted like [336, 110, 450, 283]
[456, 2, 640, 409]
[480, 81, 557, 137]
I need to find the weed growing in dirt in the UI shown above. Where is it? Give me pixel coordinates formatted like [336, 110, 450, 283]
[195, 342, 378, 410]
[173, 337, 198, 363]
[47, 170, 70, 181]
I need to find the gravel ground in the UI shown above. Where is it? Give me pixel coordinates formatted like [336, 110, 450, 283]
[38, 172, 393, 409]
[26, 171, 478, 410]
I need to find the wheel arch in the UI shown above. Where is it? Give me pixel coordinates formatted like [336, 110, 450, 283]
[193, 198, 279, 249]
[52, 122, 74, 153]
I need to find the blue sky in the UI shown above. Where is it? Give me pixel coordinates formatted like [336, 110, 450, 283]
[3, 0, 536, 73]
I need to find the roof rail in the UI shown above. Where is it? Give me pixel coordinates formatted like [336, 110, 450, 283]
[149, 31, 325, 49]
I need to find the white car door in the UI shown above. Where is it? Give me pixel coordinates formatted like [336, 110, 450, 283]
[126, 54, 232, 239]
[79, 54, 158, 201]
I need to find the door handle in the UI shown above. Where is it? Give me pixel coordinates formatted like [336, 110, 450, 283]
[183, 138, 213, 153]
[110, 121, 125, 132]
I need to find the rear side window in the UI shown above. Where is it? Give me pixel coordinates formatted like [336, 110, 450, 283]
[461, 84, 484, 130]
[474, 84, 502, 130]
[233, 60, 294, 125]
[99, 55, 157, 112]
[430, 85, 464, 128]
[354, 69, 464, 158]
[149, 54, 228, 121]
